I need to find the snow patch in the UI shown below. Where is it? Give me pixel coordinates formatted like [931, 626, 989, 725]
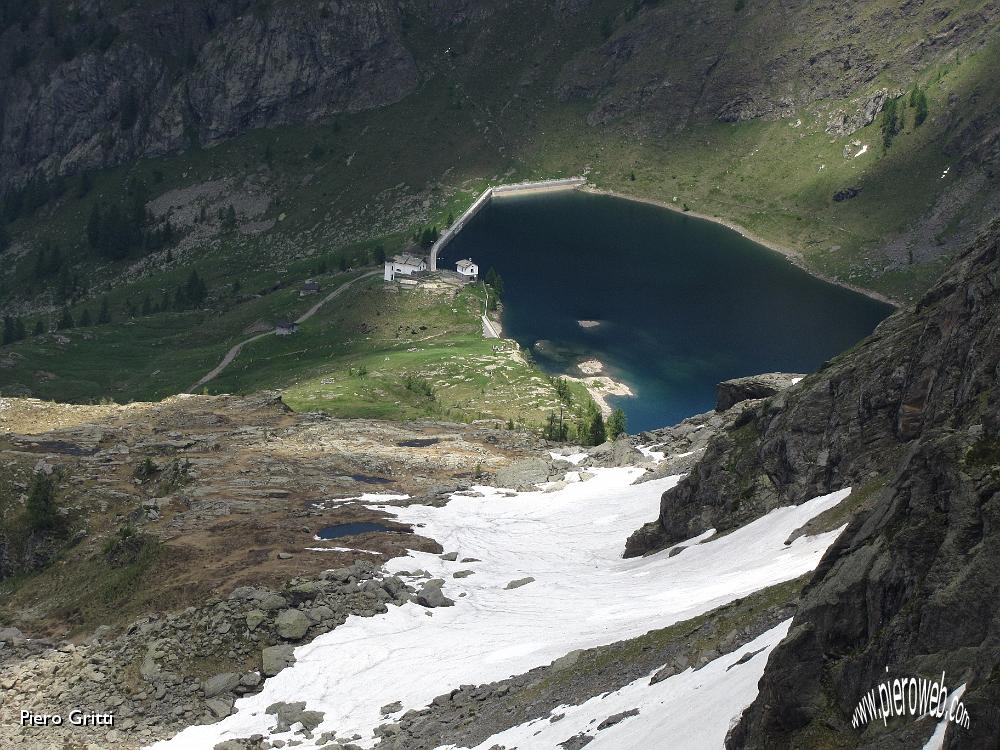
[455, 620, 793, 750]
[151, 471, 850, 749]
[638, 445, 666, 462]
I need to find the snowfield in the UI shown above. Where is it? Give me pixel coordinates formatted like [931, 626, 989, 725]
[454, 620, 793, 750]
[151, 466, 851, 750]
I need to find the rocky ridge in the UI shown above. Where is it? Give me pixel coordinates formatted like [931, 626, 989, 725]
[726, 225, 1000, 747]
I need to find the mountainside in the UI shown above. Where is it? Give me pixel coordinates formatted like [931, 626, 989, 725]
[626, 221, 1000, 746]
[4, 0, 996, 190]
[3, 3, 1000, 748]
[1, 0, 418, 186]
[1, 1, 999, 409]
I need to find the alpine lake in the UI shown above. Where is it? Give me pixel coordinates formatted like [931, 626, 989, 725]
[441, 190, 893, 432]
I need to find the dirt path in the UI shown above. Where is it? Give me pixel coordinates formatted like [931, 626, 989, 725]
[186, 270, 380, 393]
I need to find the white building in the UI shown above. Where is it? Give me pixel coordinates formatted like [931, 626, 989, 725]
[384, 253, 428, 281]
[455, 258, 479, 282]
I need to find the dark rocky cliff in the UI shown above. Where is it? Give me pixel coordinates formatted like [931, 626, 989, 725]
[0, 0, 418, 189]
[628, 223, 1000, 746]
[727, 230, 1000, 747]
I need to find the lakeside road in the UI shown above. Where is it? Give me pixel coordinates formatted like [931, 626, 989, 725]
[578, 186, 901, 309]
[185, 270, 380, 393]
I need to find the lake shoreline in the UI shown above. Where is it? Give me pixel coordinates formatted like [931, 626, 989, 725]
[563, 370, 634, 417]
[578, 186, 902, 309]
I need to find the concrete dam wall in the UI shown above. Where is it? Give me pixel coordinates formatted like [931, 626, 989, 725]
[429, 177, 586, 271]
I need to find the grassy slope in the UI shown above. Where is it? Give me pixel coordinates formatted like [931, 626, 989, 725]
[217, 275, 593, 428]
[0, 0, 997, 406]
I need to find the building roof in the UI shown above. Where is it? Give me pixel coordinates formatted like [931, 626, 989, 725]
[392, 253, 426, 267]
[456, 259, 477, 270]
[275, 320, 298, 329]
[302, 280, 320, 290]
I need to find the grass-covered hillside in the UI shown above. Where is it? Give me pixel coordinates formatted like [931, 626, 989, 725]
[1, 0, 998, 407]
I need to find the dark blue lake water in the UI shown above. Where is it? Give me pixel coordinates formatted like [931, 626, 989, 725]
[441, 191, 893, 432]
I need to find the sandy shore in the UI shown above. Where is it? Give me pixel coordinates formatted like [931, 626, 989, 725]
[561, 358, 633, 416]
[579, 186, 901, 309]
[566, 374, 633, 416]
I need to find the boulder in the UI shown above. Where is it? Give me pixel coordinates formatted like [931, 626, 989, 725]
[245, 610, 266, 631]
[381, 701, 403, 715]
[258, 592, 289, 611]
[585, 435, 645, 467]
[206, 696, 234, 718]
[275, 609, 311, 640]
[415, 580, 454, 609]
[287, 581, 322, 605]
[505, 577, 535, 590]
[202, 672, 241, 698]
[266, 701, 325, 733]
[261, 644, 296, 676]
[0, 627, 26, 646]
[495, 458, 551, 489]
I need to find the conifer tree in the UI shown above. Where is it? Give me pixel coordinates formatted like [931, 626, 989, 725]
[1, 315, 14, 345]
[607, 408, 627, 440]
[57, 306, 75, 330]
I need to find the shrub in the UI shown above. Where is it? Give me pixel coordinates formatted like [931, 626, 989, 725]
[881, 97, 901, 148]
[102, 524, 155, 568]
[26, 474, 61, 533]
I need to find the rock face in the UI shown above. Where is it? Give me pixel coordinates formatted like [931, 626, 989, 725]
[714, 373, 805, 413]
[725, 228, 1000, 747]
[0, 1, 417, 189]
[630, 225, 999, 746]
[825, 89, 889, 136]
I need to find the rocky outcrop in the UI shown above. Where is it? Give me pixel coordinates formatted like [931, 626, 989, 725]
[628, 224, 999, 746]
[714, 372, 805, 413]
[824, 88, 889, 136]
[725, 228, 1000, 747]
